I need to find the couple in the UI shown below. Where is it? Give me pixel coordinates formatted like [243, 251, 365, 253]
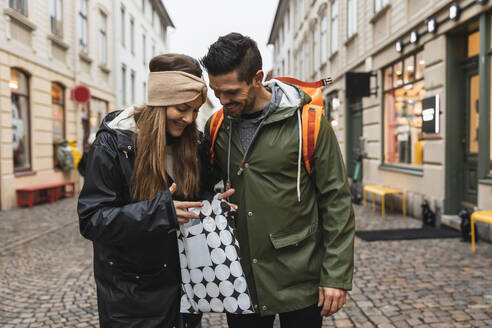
[78, 33, 355, 328]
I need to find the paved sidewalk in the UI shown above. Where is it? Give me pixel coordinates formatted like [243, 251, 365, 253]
[0, 198, 491, 327]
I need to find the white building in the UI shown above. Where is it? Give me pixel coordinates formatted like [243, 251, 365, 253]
[113, 0, 174, 108]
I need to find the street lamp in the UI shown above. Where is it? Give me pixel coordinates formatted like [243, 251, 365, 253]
[449, 3, 460, 21]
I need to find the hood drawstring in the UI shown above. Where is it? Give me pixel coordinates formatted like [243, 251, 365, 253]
[226, 120, 232, 191]
[297, 109, 302, 203]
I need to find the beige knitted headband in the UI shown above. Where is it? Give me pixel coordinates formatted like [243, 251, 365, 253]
[147, 71, 208, 107]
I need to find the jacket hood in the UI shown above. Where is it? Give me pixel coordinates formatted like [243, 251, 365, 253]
[262, 79, 311, 124]
[96, 107, 136, 152]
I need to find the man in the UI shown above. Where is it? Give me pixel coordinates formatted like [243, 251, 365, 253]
[201, 33, 355, 328]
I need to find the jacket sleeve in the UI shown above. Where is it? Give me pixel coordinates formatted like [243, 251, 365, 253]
[77, 142, 179, 246]
[311, 115, 355, 290]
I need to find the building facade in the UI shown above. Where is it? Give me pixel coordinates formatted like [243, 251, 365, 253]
[269, 0, 492, 239]
[0, 0, 117, 209]
[113, 0, 174, 108]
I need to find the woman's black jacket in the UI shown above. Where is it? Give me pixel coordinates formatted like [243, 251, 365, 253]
[77, 110, 216, 328]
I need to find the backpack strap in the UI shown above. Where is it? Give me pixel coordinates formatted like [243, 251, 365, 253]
[209, 108, 224, 164]
[301, 104, 323, 175]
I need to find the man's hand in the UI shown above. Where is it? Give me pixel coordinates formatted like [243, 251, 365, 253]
[317, 287, 346, 316]
[169, 183, 202, 225]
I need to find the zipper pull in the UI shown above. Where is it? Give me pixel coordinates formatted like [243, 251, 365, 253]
[123, 150, 128, 158]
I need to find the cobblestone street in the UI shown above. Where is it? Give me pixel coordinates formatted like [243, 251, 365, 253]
[0, 198, 491, 327]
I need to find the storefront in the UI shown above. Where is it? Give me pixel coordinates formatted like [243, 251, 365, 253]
[356, 4, 492, 233]
[1, 51, 114, 209]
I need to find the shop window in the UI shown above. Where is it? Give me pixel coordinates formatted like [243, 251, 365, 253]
[10, 68, 31, 172]
[468, 30, 479, 57]
[51, 83, 65, 143]
[90, 98, 108, 142]
[325, 91, 340, 134]
[383, 51, 425, 167]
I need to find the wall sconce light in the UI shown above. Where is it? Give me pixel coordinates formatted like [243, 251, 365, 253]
[476, 0, 488, 5]
[449, 3, 461, 21]
[395, 40, 404, 53]
[426, 18, 438, 34]
[410, 30, 419, 44]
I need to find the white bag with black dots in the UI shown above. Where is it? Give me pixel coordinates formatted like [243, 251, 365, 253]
[178, 194, 255, 314]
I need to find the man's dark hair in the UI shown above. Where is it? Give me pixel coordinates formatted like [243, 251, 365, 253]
[201, 32, 262, 83]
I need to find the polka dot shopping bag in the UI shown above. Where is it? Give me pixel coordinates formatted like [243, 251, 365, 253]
[178, 195, 255, 314]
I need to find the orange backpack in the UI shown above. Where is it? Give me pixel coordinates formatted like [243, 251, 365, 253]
[208, 77, 332, 175]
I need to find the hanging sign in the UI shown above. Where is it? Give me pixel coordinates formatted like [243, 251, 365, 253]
[422, 94, 440, 134]
[71, 85, 91, 104]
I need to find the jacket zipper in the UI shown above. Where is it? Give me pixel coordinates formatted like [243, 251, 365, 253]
[123, 150, 128, 158]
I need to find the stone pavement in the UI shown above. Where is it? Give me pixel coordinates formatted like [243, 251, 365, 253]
[0, 198, 491, 327]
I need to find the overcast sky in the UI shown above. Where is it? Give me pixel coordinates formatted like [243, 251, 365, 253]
[164, 0, 279, 106]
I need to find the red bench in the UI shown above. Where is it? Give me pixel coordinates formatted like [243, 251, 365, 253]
[16, 181, 76, 208]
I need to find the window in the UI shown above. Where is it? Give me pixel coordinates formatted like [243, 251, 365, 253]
[347, 0, 357, 38]
[142, 0, 146, 13]
[10, 68, 31, 171]
[152, 42, 156, 57]
[50, 0, 63, 37]
[121, 6, 126, 47]
[152, 5, 155, 28]
[325, 91, 340, 133]
[320, 16, 327, 63]
[130, 17, 135, 54]
[383, 51, 425, 167]
[131, 70, 136, 104]
[161, 24, 166, 42]
[89, 98, 108, 143]
[142, 34, 146, 66]
[51, 83, 65, 144]
[143, 81, 147, 102]
[9, 0, 27, 16]
[99, 11, 107, 65]
[121, 65, 126, 105]
[79, 0, 88, 53]
[313, 22, 319, 72]
[331, 0, 339, 54]
[375, 0, 388, 13]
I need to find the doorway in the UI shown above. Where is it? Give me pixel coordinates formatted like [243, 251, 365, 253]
[446, 22, 480, 213]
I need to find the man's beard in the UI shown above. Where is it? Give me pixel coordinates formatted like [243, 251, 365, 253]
[239, 86, 257, 116]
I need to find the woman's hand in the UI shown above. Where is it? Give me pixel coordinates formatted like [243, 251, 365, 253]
[169, 183, 203, 225]
[218, 188, 238, 210]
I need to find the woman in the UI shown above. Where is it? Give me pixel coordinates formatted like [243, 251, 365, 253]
[78, 54, 222, 328]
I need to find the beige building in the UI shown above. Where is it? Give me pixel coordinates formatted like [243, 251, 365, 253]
[269, 0, 492, 239]
[0, 0, 116, 209]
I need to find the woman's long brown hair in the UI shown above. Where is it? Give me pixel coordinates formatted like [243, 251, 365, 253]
[131, 54, 201, 201]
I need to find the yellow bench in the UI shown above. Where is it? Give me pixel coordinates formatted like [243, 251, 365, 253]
[471, 211, 492, 252]
[362, 185, 406, 217]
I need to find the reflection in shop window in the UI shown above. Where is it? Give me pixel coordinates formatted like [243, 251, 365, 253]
[10, 68, 31, 171]
[325, 91, 340, 138]
[384, 51, 425, 167]
[52, 83, 65, 143]
[90, 97, 108, 143]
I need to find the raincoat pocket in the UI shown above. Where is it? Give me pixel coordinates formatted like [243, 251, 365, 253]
[269, 220, 318, 249]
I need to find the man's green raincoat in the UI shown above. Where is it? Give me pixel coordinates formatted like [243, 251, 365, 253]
[204, 80, 355, 316]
